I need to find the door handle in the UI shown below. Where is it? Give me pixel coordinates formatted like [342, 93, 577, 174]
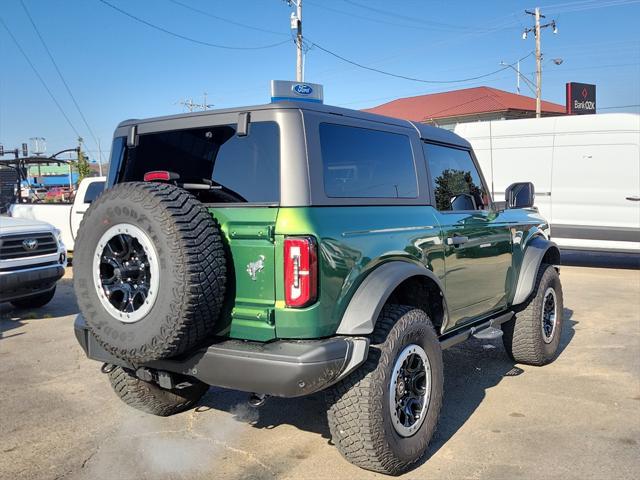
[626, 196, 640, 202]
[447, 235, 469, 246]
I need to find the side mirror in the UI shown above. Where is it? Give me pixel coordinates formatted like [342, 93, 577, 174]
[450, 193, 477, 211]
[505, 182, 535, 209]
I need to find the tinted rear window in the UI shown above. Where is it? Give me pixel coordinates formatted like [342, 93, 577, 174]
[83, 181, 105, 204]
[120, 122, 280, 203]
[319, 123, 417, 198]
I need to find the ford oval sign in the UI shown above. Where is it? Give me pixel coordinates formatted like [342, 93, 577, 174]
[292, 84, 313, 95]
[271, 80, 323, 103]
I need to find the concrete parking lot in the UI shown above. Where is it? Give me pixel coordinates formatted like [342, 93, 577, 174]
[1, 259, 639, 480]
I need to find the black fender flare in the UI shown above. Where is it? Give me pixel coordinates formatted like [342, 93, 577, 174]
[512, 236, 560, 305]
[336, 261, 447, 335]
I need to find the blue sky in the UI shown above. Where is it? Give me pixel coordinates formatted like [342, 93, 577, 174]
[1, 0, 639, 162]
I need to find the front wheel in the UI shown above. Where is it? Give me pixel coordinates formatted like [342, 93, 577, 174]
[503, 263, 564, 366]
[326, 305, 443, 475]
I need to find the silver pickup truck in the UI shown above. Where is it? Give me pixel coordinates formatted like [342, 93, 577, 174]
[0, 216, 67, 308]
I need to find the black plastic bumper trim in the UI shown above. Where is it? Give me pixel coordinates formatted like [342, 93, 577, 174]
[74, 315, 367, 398]
[0, 264, 64, 302]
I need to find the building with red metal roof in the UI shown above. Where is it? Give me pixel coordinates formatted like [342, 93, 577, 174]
[364, 86, 566, 129]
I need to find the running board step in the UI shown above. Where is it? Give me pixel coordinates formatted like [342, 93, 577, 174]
[472, 326, 503, 340]
[439, 311, 514, 349]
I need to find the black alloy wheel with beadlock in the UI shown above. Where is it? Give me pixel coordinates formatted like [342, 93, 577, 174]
[74, 182, 228, 363]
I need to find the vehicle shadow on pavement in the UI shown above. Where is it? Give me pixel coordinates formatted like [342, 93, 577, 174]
[0, 277, 79, 340]
[197, 308, 577, 461]
[424, 307, 576, 462]
[199, 386, 332, 440]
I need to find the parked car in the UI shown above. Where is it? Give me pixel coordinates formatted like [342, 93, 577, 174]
[73, 93, 563, 475]
[10, 177, 105, 251]
[0, 216, 67, 308]
[19, 185, 48, 203]
[44, 186, 71, 203]
[455, 113, 640, 253]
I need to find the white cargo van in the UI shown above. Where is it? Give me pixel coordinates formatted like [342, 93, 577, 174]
[455, 113, 640, 253]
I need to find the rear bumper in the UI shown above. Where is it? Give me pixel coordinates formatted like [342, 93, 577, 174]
[74, 315, 369, 398]
[0, 264, 65, 302]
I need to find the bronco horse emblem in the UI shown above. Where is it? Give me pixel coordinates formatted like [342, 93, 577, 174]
[246, 255, 265, 281]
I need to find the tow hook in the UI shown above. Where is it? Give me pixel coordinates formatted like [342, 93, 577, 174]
[248, 393, 268, 408]
[101, 363, 116, 374]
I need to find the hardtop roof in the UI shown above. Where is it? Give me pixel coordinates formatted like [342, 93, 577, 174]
[117, 100, 471, 148]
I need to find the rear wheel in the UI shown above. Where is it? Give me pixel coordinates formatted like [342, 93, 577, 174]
[326, 305, 443, 475]
[108, 366, 208, 417]
[10, 287, 56, 309]
[503, 263, 564, 366]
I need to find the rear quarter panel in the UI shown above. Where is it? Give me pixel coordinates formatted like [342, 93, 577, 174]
[273, 206, 445, 338]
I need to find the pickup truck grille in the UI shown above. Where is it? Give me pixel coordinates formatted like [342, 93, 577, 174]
[0, 232, 58, 260]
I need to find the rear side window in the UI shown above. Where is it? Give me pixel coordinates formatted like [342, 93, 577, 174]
[423, 143, 489, 211]
[319, 123, 417, 198]
[121, 122, 280, 203]
[83, 181, 105, 204]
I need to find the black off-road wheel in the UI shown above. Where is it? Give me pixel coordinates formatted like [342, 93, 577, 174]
[73, 182, 227, 363]
[326, 305, 443, 475]
[502, 263, 564, 366]
[10, 286, 56, 309]
[108, 366, 208, 416]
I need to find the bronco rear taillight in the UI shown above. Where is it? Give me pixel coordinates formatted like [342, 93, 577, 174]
[284, 236, 317, 308]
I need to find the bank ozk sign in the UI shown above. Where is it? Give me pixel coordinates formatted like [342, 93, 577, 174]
[566, 82, 596, 115]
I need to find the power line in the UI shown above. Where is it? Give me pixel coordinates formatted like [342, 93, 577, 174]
[305, 0, 476, 32]
[19, 0, 103, 161]
[342, 0, 492, 32]
[97, 0, 291, 50]
[309, 40, 533, 84]
[167, 0, 287, 36]
[306, 0, 519, 34]
[598, 104, 640, 110]
[0, 17, 81, 138]
[543, 0, 640, 14]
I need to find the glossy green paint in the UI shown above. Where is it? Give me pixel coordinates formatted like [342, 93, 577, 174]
[435, 209, 513, 329]
[207, 206, 278, 341]
[208, 205, 548, 341]
[273, 206, 445, 339]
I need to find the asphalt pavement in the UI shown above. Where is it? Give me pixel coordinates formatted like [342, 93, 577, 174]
[1, 258, 639, 480]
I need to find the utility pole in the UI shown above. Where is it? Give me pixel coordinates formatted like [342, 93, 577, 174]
[534, 8, 542, 118]
[97, 138, 103, 177]
[523, 8, 557, 118]
[286, 0, 303, 81]
[296, 0, 303, 82]
[517, 60, 521, 95]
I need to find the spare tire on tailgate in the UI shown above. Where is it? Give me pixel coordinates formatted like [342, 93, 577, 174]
[74, 182, 227, 363]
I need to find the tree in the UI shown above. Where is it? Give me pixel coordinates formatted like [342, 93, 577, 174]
[73, 138, 91, 183]
[433, 169, 484, 211]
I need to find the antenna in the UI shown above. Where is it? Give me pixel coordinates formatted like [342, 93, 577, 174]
[176, 92, 215, 112]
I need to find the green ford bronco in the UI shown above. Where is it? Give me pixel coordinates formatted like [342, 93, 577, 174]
[74, 84, 563, 475]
